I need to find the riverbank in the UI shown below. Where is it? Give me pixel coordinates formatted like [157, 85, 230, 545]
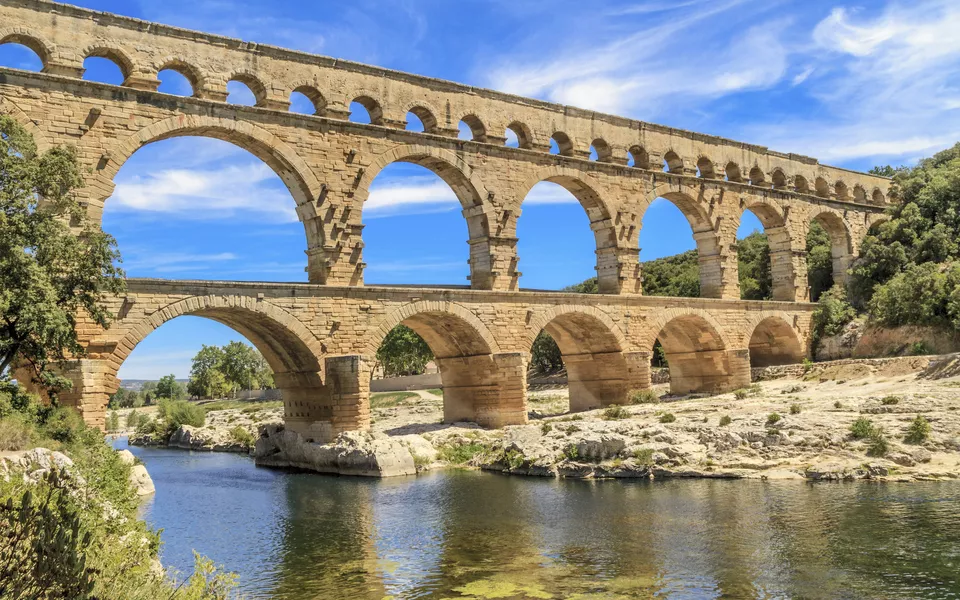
[126, 354, 960, 482]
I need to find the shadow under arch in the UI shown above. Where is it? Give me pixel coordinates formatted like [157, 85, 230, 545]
[527, 306, 632, 412]
[365, 301, 524, 428]
[354, 144, 498, 288]
[645, 309, 746, 395]
[517, 166, 619, 293]
[747, 314, 806, 368]
[105, 294, 325, 430]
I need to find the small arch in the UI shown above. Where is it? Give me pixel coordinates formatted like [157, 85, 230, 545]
[749, 166, 766, 187]
[663, 150, 684, 173]
[459, 114, 486, 141]
[590, 138, 612, 162]
[815, 176, 831, 198]
[852, 184, 867, 203]
[290, 85, 326, 115]
[350, 95, 383, 125]
[505, 121, 533, 149]
[794, 175, 810, 194]
[771, 169, 787, 189]
[227, 71, 268, 106]
[551, 131, 574, 156]
[748, 315, 805, 367]
[835, 180, 850, 200]
[725, 162, 743, 182]
[155, 59, 203, 97]
[83, 45, 134, 82]
[697, 156, 716, 179]
[406, 105, 439, 133]
[0, 29, 53, 69]
[628, 145, 650, 169]
[872, 188, 886, 205]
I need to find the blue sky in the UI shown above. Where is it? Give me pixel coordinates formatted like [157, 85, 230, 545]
[3, 0, 960, 380]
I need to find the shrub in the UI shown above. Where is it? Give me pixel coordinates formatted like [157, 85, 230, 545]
[629, 389, 660, 404]
[904, 415, 931, 444]
[603, 405, 629, 420]
[910, 341, 931, 356]
[540, 422, 552, 435]
[228, 425, 255, 448]
[802, 357, 814, 374]
[733, 389, 748, 400]
[834, 401, 843, 409]
[438, 442, 486, 465]
[157, 398, 205, 432]
[125, 410, 143, 430]
[867, 428, 889, 457]
[789, 404, 801, 415]
[881, 396, 901, 406]
[563, 445, 580, 461]
[43, 407, 86, 444]
[719, 415, 732, 427]
[811, 286, 856, 352]
[659, 413, 676, 424]
[766, 413, 782, 426]
[0, 415, 35, 451]
[106, 411, 120, 433]
[632, 448, 655, 466]
[850, 417, 876, 439]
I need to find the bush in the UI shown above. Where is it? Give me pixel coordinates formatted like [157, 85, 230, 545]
[629, 389, 660, 404]
[834, 401, 843, 409]
[881, 395, 901, 406]
[790, 404, 801, 415]
[867, 428, 889, 457]
[106, 411, 120, 433]
[437, 442, 486, 465]
[157, 399, 205, 432]
[632, 448, 655, 466]
[904, 415, 931, 444]
[228, 425, 255, 449]
[910, 341, 931, 356]
[766, 413, 782, 426]
[850, 417, 876, 439]
[125, 410, 143, 430]
[43, 407, 86, 444]
[733, 389, 748, 400]
[810, 286, 856, 352]
[719, 415, 732, 427]
[659, 413, 676, 424]
[868, 262, 956, 328]
[602, 405, 629, 420]
[0, 415, 35, 451]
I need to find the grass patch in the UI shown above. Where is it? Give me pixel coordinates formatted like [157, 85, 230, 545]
[632, 448, 655, 466]
[904, 415, 931, 444]
[659, 413, 676, 424]
[437, 442, 486, 465]
[881, 396, 901, 406]
[602, 405, 630, 420]
[425, 388, 443, 396]
[766, 413, 782, 426]
[200, 399, 282, 413]
[719, 415, 732, 427]
[850, 417, 876, 440]
[370, 391, 419, 409]
[629, 389, 660, 404]
[789, 404, 802, 415]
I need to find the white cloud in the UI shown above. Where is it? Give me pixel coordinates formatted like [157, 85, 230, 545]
[365, 177, 459, 215]
[120, 251, 237, 274]
[523, 182, 580, 205]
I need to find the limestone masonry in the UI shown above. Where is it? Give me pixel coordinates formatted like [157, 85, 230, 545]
[0, 0, 889, 440]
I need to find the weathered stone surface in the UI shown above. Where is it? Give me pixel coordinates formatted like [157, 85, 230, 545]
[0, 448, 75, 484]
[116, 448, 155, 495]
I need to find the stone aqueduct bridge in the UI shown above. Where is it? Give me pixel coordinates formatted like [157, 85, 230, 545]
[0, 1, 891, 437]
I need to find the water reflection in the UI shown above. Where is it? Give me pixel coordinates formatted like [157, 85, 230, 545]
[117, 440, 960, 599]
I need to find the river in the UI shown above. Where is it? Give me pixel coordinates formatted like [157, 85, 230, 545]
[113, 438, 960, 599]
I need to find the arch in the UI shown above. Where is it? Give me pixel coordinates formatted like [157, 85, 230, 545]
[106, 295, 323, 391]
[794, 175, 810, 194]
[290, 84, 326, 115]
[525, 305, 627, 354]
[835, 180, 850, 200]
[872, 188, 886, 205]
[591, 138, 612, 162]
[749, 166, 766, 186]
[725, 162, 743, 182]
[645, 309, 736, 395]
[364, 300, 501, 358]
[101, 115, 322, 210]
[154, 58, 205, 96]
[628, 145, 650, 169]
[506, 121, 533, 149]
[351, 94, 383, 124]
[459, 114, 486, 141]
[0, 95, 50, 153]
[643, 183, 716, 234]
[551, 131, 574, 156]
[406, 104, 439, 133]
[815, 176, 831, 198]
[739, 198, 795, 302]
[852, 184, 867, 203]
[82, 44, 134, 82]
[0, 28, 55, 68]
[663, 150, 683, 173]
[641, 308, 730, 354]
[697, 156, 717, 179]
[227, 70, 268, 106]
[771, 169, 787, 189]
[747, 315, 805, 368]
[810, 210, 854, 292]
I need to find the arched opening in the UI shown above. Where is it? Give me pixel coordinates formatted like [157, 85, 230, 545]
[736, 203, 794, 301]
[872, 189, 886, 205]
[290, 86, 325, 115]
[406, 106, 438, 133]
[749, 166, 766, 187]
[835, 181, 850, 200]
[550, 132, 573, 156]
[590, 138, 611, 162]
[157, 62, 200, 97]
[362, 162, 471, 285]
[628, 146, 649, 169]
[697, 157, 716, 179]
[82, 51, 130, 85]
[655, 314, 739, 395]
[227, 74, 266, 107]
[663, 151, 683, 173]
[639, 194, 710, 298]
[458, 115, 486, 142]
[517, 175, 614, 292]
[771, 169, 787, 189]
[505, 122, 532, 149]
[807, 212, 851, 301]
[369, 308, 520, 429]
[748, 317, 805, 368]
[795, 175, 810, 194]
[529, 311, 628, 414]
[853, 185, 867, 203]
[350, 96, 382, 125]
[0, 38, 44, 71]
[102, 129, 313, 283]
[815, 177, 831, 198]
[725, 162, 743, 183]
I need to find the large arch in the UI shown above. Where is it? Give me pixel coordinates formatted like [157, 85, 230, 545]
[737, 197, 799, 301]
[747, 315, 806, 368]
[516, 166, 620, 293]
[0, 95, 50, 153]
[809, 210, 854, 291]
[365, 301, 522, 428]
[104, 294, 325, 433]
[527, 306, 632, 412]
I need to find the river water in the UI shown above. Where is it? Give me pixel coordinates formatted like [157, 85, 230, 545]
[114, 438, 960, 599]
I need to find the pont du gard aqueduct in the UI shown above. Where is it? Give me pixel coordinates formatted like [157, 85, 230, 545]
[1, 0, 893, 442]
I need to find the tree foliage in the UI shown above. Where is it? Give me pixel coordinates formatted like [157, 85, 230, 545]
[187, 342, 273, 399]
[156, 374, 186, 400]
[0, 115, 124, 387]
[529, 331, 563, 374]
[375, 325, 433, 377]
[736, 232, 772, 300]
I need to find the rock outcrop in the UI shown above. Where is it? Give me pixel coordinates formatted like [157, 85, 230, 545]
[117, 449, 156, 496]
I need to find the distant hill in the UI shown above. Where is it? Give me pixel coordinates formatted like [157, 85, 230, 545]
[118, 379, 188, 391]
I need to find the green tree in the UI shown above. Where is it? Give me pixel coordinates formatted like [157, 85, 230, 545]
[641, 250, 700, 297]
[155, 374, 185, 400]
[807, 221, 834, 302]
[0, 116, 124, 387]
[220, 341, 272, 392]
[139, 381, 158, 405]
[187, 344, 225, 398]
[736, 231, 772, 300]
[108, 387, 141, 409]
[376, 325, 433, 377]
[529, 331, 563, 373]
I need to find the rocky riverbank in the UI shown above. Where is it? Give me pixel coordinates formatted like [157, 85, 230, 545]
[129, 355, 960, 482]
